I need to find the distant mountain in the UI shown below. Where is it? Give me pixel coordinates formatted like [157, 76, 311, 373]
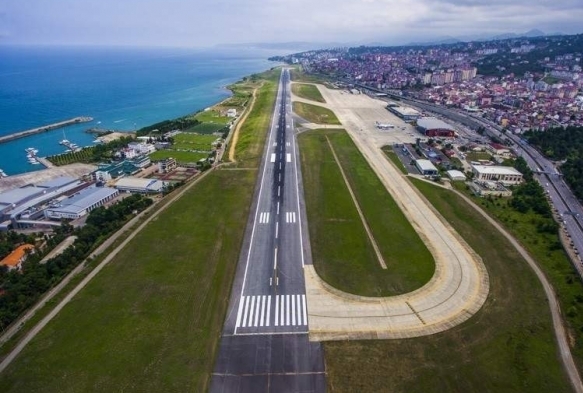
[405, 29, 548, 46]
[214, 42, 345, 52]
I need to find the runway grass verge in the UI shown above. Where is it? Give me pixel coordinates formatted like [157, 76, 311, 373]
[0, 169, 256, 393]
[291, 83, 326, 103]
[299, 129, 434, 296]
[323, 178, 571, 393]
[293, 102, 341, 125]
[232, 68, 280, 168]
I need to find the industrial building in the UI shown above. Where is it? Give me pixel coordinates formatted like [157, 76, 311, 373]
[386, 105, 421, 121]
[446, 170, 466, 181]
[469, 181, 513, 197]
[471, 165, 523, 185]
[114, 177, 167, 194]
[44, 186, 119, 220]
[415, 159, 439, 176]
[0, 176, 85, 228]
[417, 117, 456, 138]
[0, 244, 35, 270]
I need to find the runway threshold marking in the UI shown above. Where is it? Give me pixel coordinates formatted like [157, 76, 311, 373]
[236, 295, 307, 329]
[270, 153, 276, 163]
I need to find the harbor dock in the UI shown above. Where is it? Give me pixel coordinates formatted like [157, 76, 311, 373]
[0, 117, 93, 144]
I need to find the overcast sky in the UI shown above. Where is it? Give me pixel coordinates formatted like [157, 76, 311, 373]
[2, 0, 583, 48]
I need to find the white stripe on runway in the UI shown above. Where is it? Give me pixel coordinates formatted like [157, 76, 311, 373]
[242, 296, 250, 328]
[275, 295, 279, 326]
[266, 296, 271, 327]
[302, 295, 308, 326]
[281, 295, 285, 326]
[248, 297, 256, 328]
[291, 295, 296, 326]
[235, 296, 245, 328]
[259, 212, 270, 224]
[286, 295, 290, 326]
[286, 153, 292, 162]
[260, 295, 266, 327]
[270, 153, 276, 162]
[254, 296, 261, 327]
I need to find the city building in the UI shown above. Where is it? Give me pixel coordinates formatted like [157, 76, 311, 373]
[469, 181, 513, 197]
[93, 161, 141, 182]
[415, 159, 438, 176]
[471, 165, 523, 185]
[44, 186, 119, 220]
[417, 117, 456, 137]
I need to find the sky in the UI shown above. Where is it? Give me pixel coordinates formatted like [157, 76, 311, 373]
[1, 0, 583, 48]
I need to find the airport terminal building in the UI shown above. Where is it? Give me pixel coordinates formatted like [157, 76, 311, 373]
[471, 165, 523, 185]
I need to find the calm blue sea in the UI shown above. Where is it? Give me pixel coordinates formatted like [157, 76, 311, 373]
[0, 45, 278, 176]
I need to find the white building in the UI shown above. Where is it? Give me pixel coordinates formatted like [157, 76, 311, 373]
[128, 142, 156, 155]
[471, 165, 523, 185]
[115, 177, 167, 194]
[45, 186, 119, 220]
[446, 170, 466, 181]
[415, 159, 438, 176]
[158, 157, 177, 173]
[226, 108, 237, 117]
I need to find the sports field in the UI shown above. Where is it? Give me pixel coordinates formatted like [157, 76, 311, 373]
[299, 129, 434, 296]
[172, 133, 219, 150]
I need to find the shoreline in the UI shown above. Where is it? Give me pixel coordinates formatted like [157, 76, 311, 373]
[0, 117, 93, 145]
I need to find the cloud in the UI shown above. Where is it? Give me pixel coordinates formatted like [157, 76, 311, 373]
[1, 0, 582, 47]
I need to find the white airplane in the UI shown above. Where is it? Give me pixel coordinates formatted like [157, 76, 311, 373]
[375, 121, 395, 130]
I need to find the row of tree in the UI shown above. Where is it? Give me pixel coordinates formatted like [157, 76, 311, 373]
[47, 136, 135, 166]
[0, 194, 153, 330]
[525, 126, 583, 201]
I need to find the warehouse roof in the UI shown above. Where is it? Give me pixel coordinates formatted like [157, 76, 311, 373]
[446, 170, 466, 180]
[37, 176, 78, 189]
[417, 117, 455, 131]
[416, 159, 438, 172]
[48, 186, 118, 215]
[472, 165, 522, 175]
[392, 106, 420, 116]
[115, 177, 166, 193]
[0, 186, 44, 206]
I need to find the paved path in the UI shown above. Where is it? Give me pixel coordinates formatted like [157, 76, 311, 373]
[301, 86, 490, 341]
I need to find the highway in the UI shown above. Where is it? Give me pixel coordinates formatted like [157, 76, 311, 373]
[210, 69, 325, 392]
[355, 81, 583, 278]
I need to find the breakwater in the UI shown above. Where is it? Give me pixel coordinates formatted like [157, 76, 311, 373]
[0, 117, 93, 144]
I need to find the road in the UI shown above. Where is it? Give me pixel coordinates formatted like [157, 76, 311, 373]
[355, 82, 583, 279]
[210, 69, 325, 393]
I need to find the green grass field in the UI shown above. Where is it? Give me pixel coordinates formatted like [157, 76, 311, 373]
[323, 178, 571, 393]
[193, 109, 231, 124]
[466, 151, 493, 162]
[454, 182, 583, 373]
[291, 83, 326, 103]
[172, 133, 218, 150]
[299, 129, 434, 296]
[0, 170, 256, 393]
[185, 122, 227, 134]
[149, 150, 209, 163]
[293, 102, 341, 125]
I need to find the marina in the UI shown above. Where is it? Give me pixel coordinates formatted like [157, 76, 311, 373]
[0, 117, 93, 145]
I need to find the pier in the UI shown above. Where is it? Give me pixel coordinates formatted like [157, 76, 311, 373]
[0, 117, 93, 144]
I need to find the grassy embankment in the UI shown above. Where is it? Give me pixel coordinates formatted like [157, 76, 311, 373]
[291, 83, 326, 103]
[299, 129, 434, 296]
[0, 69, 280, 393]
[381, 146, 408, 175]
[293, 102, 341, 125]
[323, 178, 571, 393]
[454, 181, 583, 374]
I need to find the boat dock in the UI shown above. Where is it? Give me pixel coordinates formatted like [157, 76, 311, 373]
[0, 117, 93, 144]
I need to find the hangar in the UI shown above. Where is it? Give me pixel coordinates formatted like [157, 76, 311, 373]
[417, 117, 456, 138]
[415, 159, 438, 176]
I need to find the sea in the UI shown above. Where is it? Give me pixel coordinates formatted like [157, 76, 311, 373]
[0, 45, 280, 176]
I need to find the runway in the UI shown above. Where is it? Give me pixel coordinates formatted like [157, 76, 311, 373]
[210, 69, 325, 392]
